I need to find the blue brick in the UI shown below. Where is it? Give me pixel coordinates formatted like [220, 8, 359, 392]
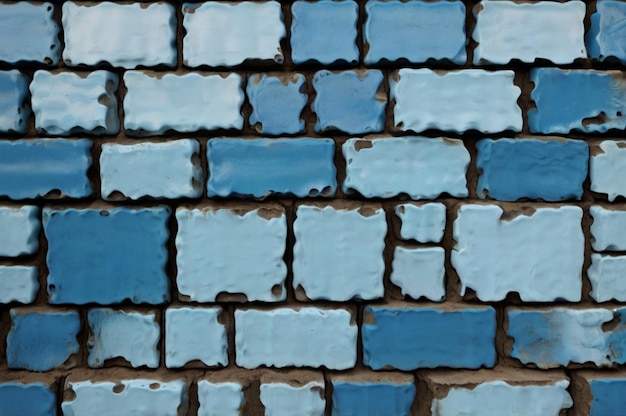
[313, 70, 385, 134]
[362, 306, 496, 370]
[291, 0, 358, 65]
[43, 207, 170, 305]
[364, 0, 466, 65]
[588, 377, 626, 416]
[331, 380, 415, 416]
[0, 2, 60, 65]
[7, 309, 80, 371]
[529, 68, 626, 133]
[0, 139, 92, 199]
[207, 138, 336, 198]
[476, 138, 589, 201]
[0, 70, 30, 134]
[247, 74, 307, 135]
[588, 0, 626, 64]
[0, 206, 40, 256]
[0, 382, 57, 416]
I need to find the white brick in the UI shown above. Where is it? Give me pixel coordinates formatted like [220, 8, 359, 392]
[293, 205, 386, 301]
[235, 307, 356, 369]
[588, 254, 626, 302]
[62, 2, 176, 68]
[390, 69, 522, 134]
[123, 71, 243, 135]
[176, 207, 287, 302]
[183, 2, 285, 67]
[198, 381, 243, 416]
[391, 247, 445, 302]
[473, 1, 586, 65]
[395, 203, 446, 242]
[62, 379, 187, 416]
[591, 205, 626, 251]
[0, 206, 39, 256]
[165, 307, 228, 368]
[0, 266, 38, 304]
[343, 137, 469, 199]
[100, 140, 202, 200]
[452, 205, 584, 301]
[261, 382, 325, 416]
[590, 141, 626, 201]
[87, 309, 160, 368]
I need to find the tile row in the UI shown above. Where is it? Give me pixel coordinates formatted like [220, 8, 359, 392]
[2, 201, 626, 304]
[3, 1, 626, 68]
[0, 136, 623, 201]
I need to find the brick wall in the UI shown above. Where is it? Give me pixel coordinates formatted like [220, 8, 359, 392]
[1, 0, 626, 415]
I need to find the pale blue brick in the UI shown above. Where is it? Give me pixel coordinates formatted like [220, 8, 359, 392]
[588, 254, 626, 302]
[235, 307, 357, 369]
[62, 2, 176, 68]
[124, 71, 244, 135]
[390, 69, 522, 133]
[176, 207, 287, 302]
[0, 139, 92, 199]
[207, 138, 336, 198]
[100, 139, 203, 200]
[395, 203, 446, 243]
[165, 307, 228, 368]
[247, 74, 307, 135]
[293, 204, 386, 301]
[260, 381, 325, 416]
[0, 70, 30, 133]
[588, 0, 626, 64]
[0, 2, 60, 65]
[0, 206, 40, 256]
[87, 309, 160, 368]
[7, 309, 80, 371]
[590, 205, 626, 251]
[30, 70, 119, 136]
[529, 68, 626, 134]
[473, 1, 586, 65]
[391, 247, 445, 302]
[343, 136, 469, 199]
[452, 205, 584, 302]
[183, 2, 285, 67]
[590, 140, 626, 201]
[198, 381, 243, 416]
[291, 0, 358, 65]
[0, 266, 38, 304]
[364, 0, 466, 64]
[62, 379, 188, 416]
[313, 70, 385, 134]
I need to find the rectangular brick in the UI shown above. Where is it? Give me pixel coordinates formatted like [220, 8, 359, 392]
[43, 207, 170, 305]
[394, 202, 446, 243]
[62, 2, 176, 68]
[235, 307, 356, 369]
[587, 0, 626, 64]
[123, 71, 244, 135]
[0, 70, 30, 133]
[362, 304, 496, 370]
[451, 204, 584, 301]
[590, 141, 626, 201]
[573, 371, 626, 416]
[260, 371, 325, 416]
[198, 380, 243, 416]
[0, 266, 38, 304]
[0, 381, 57, 416]
[0, 206, 40, 256]
[207, 138, 336, 198]
[390, 69, 522, 133]
[588, 254, 626, 302]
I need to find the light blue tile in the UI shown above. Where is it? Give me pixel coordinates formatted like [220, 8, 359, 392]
[31, 70, 119, 136]
[362, 306, 496, 370]
[391, 247, 445, 302]
[588, 254, 626, 302]
[0, 139, 92, 199]
[364, 0, 466, 64]
[529, 68, 626, 133]
[43, 207, 170, 305]
[476, 138, 588, 201]
[590, 140, 626, 201]
[247, 74, 307, 135]
[0, 70, 30, 134]
[101, 139, 202, 200]
[313, 70, 385, 134]
[0, 382, 57, 416]
[198, 381, 243, 416]
[0, 206, 40, 256]
[588, 0, 626, 64]
[343, 136, 469, 199]
[7, 309, 80, 371]
[394, 203, 446, 243]
[590, 205, 626, 251]
[207, 138, 336, 198]
[0, 266, 38, 304]
[331, 381, 415, 416]
[0, 2, 60, 65]
[261, 382, 325, 416]
[62, 2, 176, 68]
[291, 0, 358, 65]
[87, 309, 160, 368]
[124, 71, 244, 135]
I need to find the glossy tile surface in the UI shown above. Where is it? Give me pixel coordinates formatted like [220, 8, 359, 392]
[587, 0, 626, 64]
[260, 382, 325, 416]
[588, 254, 626, 302]
[0, 383, 56, 416]
[590, 140, 626, 201]
[391, 247, 445, 302]
[590, 205, 626, 251]
[0, 70, 30, 133]
[331, 381, 415, 416]
[394, 203, 446, 243]
[0, 206, 40, 257]
[0, 266, 38, 304]
[198, 381, 243, 416]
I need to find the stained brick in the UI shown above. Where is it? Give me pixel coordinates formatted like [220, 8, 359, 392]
[0, 70, 30, 134]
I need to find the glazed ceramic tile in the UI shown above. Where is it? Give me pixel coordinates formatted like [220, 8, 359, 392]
[588, 0, 626, 64]
[394, 203, 446, 243]
[391, 247, 445, 302]
[0, 206, 40, 257]
[590, 141, 626, 201]
[0, 266, 38, 304]
[260, 382, 325, 416]
[590, 205, 626, 251]
[198, 381, 243, 416]
[588, 254, 626, 302]
[0, 383, 56, 416]
[0, 70, 30, 133]
[331, 380, 415, 416]
[584, 375, 626, 416]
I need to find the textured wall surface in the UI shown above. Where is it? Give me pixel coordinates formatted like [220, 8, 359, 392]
[1, 0, 626, 415]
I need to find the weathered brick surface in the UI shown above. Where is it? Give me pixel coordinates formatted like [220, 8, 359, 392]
[1, 1, 626, 413]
